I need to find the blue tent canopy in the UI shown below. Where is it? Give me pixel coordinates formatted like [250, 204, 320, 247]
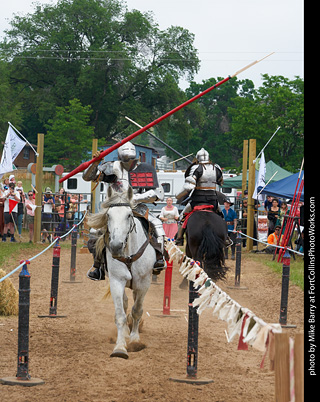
[260, 171, 304, 202]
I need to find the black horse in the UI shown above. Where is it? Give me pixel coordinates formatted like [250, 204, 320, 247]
[184, 210, 229, 282]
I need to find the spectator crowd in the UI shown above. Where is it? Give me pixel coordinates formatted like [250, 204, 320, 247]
[0, 175, 88, 243]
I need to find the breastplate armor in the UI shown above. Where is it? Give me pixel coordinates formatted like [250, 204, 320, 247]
[196, 164, 218, 189]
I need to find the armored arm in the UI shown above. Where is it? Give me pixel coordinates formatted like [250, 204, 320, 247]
[215, 163, 224, 185]
[175, 165, 198, 201]
[82, 161, 100, 182]
[133, 187, 164, 204]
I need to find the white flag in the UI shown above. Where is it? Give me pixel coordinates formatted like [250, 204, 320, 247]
[0, 125, 26, 177]
[253, 151, 266, 202]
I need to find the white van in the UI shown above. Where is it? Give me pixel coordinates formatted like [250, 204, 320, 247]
[62, 172, 107, 202]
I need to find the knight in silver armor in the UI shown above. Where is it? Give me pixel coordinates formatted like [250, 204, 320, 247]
[83, 142, 166, 280]
[175, 148, 228, 245]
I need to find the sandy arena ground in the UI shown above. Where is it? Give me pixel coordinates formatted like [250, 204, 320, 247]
[0, 245, 304, 401]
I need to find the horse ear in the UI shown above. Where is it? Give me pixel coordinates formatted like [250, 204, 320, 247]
[127, 186, 133, 201]
[107, 185, 113, 199]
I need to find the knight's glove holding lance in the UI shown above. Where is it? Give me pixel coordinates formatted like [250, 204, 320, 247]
[82, 151, 102, 182]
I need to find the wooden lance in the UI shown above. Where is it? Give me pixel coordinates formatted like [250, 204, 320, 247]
[59, 53, 274, 184]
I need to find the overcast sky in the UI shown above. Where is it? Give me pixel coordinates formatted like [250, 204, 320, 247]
[1, 0, 304, 89]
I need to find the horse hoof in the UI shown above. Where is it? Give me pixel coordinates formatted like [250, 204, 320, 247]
[110, 349, 129, 359]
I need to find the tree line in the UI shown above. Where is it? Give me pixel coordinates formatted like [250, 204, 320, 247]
[0, 0, 304, 172]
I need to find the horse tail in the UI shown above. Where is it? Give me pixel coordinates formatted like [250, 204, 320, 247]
[198, 225, 228, 281]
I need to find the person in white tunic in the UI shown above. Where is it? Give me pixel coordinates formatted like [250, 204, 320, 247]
[159, 197, 179, 239]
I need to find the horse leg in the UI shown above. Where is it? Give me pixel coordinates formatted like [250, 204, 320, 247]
[129, 288, 147, 343]
[109, 279, 130, 359]
[123, 289, 128, 315]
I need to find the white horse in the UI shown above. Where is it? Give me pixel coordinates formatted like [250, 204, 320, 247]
[88, 186, 156, 359]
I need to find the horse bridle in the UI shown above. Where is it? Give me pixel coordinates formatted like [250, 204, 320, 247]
[105, 203, 151, 275]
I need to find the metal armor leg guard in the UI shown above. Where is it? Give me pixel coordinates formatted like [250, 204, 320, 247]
[148, 213, 166, 272]
[87, 243, 106, 281]
[175, 223, 185, 246]
[175, 203, 191, 245]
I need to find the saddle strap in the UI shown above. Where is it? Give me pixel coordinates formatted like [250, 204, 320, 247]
[182, 204, 215, 229]
[113, 235, 151, 269]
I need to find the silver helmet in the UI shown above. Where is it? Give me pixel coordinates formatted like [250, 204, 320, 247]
[118, 141, 136, 162]
[196, 148, 210, 163]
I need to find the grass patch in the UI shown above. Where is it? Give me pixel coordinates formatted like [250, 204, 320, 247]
[0, 236, 75, 274]
[0, 242, 41, 267]
[244, 250, 304, 291]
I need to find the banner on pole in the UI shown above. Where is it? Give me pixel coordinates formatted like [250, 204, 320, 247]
[253, 151, 266, 202]
[9, 199, 19, 214]
[0, 125, 26, 178]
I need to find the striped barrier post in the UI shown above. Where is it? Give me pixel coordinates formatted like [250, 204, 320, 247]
[228, 232, 248, 290]
[38, 238, 66, 318]
[279, 250, 296, 328]
[170, 262, 213, 384]
[0, 261, 44, 387]
[162, 260, 173, 315]
[63, 226, 82, 284]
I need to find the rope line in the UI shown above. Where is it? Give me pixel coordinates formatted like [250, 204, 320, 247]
[0, 211, 88, 284]
[227, 229, 304, 256]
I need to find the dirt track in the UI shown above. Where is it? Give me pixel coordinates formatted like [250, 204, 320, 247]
[0, 245, 304, 402]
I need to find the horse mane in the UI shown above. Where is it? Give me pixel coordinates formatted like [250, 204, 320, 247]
[88, 188, 135, 231]
[101, 190, 135, 210]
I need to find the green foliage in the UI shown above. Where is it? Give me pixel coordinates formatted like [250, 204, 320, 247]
[0, 0, 199, 146]
[0, 60, 23, 142]
[176, 77, 256, 166]
[44, 98, 94, 168]
[228, 75, 304, 171]
[0, 1, 303, 171]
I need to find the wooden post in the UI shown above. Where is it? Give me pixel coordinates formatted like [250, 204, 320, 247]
[275, 333, 290, 402]
[294, 334, 304, 402]
[242, 140, 248, 197]
[275, 333, 304, 402]
[91, 139, 98, 214]
[246, 139, 256, 251]
[34, 134, 44, 243]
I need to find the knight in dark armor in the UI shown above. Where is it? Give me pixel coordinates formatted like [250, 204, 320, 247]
[83, 141, 166, 280]
[175, 148, 228, 245]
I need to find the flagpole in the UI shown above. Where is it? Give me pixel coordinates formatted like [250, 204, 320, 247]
[257, 171, 278, 196]
[10, 212, 19, 240]
[254, 126, 281, 163]
[8, 122, 39, 157]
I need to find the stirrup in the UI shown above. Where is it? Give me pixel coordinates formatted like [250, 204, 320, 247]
[152, 259, 167, 275]
[225, 236, 233, 248]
